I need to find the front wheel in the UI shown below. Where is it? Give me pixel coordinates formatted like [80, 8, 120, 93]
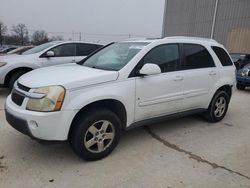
[204, 90, 229, 123]
[9, 70, 28, 89]
[236, 83, 245, 90]
[69, 108, 122, 161]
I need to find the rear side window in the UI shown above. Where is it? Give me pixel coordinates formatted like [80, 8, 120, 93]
[76, 43, 99, 56]
[143, 44, 180, 73]
[212, 46, 233, 66]
[182, 44, 215, 69]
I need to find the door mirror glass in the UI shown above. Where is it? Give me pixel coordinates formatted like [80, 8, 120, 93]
[139, 63, 161, 76]
[46, 51, 55, 57]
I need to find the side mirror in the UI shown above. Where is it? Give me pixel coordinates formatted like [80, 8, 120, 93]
[46, 51, 55, 58]
[139, 63, 161, 76]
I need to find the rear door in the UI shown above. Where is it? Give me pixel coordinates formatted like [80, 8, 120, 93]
[181, 43, 218, 111]
[134, 43, 184, 121]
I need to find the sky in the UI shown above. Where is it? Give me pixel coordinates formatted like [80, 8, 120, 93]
[0, 0, 165, 44]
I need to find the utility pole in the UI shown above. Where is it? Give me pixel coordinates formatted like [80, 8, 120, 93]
[161, 0, 167, 38]
[211, 0, 219, 39]
[79, 32, 81, 41]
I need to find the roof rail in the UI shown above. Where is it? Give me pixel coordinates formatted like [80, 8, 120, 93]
[164, 36, 218, 43]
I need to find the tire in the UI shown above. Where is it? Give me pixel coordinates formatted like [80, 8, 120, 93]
[69, 108, 122, 161]
[236, 83, 245, 90]
[204, 90, 229, 123]
[9, 70, 28, 89]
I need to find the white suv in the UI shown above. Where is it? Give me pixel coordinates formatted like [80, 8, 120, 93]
[5, 37, 236, 161]
[0, 41, 103, 88]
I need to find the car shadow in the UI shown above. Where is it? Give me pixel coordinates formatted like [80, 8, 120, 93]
[8, 114, 210, 165]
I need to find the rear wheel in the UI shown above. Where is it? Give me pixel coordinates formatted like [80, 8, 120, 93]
[204, 90, 229, 122]
[69, 108, 122, 161]
[236, 83, 245, 90]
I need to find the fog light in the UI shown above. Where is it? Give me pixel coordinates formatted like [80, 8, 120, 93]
[29, 120, 38, 129]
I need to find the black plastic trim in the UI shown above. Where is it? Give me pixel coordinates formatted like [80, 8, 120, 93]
[126, 108, 206, 130]
[5, 109, 33, 138]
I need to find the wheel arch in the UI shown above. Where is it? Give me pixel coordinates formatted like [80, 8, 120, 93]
[208, 84, 232, 107]
[68, 99, 127, 139]
[217, 85, 232, 99]
[4, 67, 33, 87]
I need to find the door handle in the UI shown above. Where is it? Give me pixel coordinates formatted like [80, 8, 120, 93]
[72, 60, 76, 63]
[209, 71, 217, 76]
[174, 76, 184, 81]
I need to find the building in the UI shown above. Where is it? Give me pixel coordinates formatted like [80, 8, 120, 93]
[162, 0, 250, 53]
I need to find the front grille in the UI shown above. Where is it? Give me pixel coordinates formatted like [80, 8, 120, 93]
[11, 82, 30, 106]
[11, 92, 25, 106]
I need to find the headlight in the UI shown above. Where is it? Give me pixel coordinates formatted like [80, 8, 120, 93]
[26, 86, 65, 112]
[241, 68, 249, 77]
[0, 62, 7, 67]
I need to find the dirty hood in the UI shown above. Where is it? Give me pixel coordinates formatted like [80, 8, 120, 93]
[18, 63, 119, 89]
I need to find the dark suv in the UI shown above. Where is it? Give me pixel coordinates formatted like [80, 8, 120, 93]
[230, 53, 250, 70]
[237, 63, 250, 90]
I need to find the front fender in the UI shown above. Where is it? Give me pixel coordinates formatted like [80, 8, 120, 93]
[62, 79, 136, 127]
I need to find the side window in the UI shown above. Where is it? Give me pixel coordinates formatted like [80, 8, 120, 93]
[212, 46, 233, 66]
[143, 44, 180, 73]
[76, 43, 99, 56]
[182, 44, 215, 69]
[50, 43, 75, 57]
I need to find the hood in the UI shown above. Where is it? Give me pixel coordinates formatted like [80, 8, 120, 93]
[18, 63, 119, 89]
[0, 54, 36, 64]
[243, 63, 250, 69]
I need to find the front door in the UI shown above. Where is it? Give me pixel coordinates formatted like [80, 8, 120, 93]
[41, 43, 76, 67]
[134, 44, 184, 121]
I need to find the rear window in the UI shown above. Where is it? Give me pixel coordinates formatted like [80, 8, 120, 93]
[212, 46, 233, 66]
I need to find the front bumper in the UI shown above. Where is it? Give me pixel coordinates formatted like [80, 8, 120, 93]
[5, 109, 33, 138]
[237, 76, 250, 86]
[5, 95, 77, 141]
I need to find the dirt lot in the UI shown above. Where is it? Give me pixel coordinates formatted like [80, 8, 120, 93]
[0, 88, 250, 188]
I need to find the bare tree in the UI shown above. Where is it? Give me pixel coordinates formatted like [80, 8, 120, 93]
[0, 21, 8, 46]
[12, 23, 29, 45]
[32, 30, 49, 45]
[50, 35, 64, 41]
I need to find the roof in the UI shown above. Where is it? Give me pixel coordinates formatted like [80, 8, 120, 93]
[122, 36, 220, 46]
[51, 41, 103, 45]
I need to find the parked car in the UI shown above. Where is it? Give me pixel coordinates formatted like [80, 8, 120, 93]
[230, 53, 250, 70]
[5, 37, 235, 161]
[0, 47, 18, 55]
[7, 46, 34, 55]
[236, 63, 250, 90]
[0, 41, 103, 88]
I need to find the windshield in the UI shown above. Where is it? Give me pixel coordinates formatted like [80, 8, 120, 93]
[22, 42, 60, 55]
[81, 42, 149, 71]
